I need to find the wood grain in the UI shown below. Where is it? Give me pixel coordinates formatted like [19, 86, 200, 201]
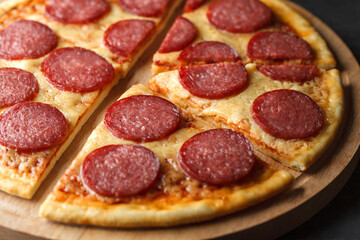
[0, 1, 359, 239]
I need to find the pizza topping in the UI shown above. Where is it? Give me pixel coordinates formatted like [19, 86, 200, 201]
[82, 145, 160, 198]
[257, 65, 319, 82]
[41, 47, 114, 93]
[0, 102, 68, 152]
[0, 20, 57, 60]
[183, 0, 206, 13]
[178, 41, 239, 64]
[0, 68, 38, 108]
[158, 16, 197, 53]
[178, 129, 255, 185]
[118, 0, 170, 17]
[45, 0, 110, 24]
[104, 20, 156, 62]
[248, 31, 314, 60]
[252, 89, 323, 139]
[179, 62, 248, 99]
[105, 95, 180, 142]
[207, 0, 272, 33]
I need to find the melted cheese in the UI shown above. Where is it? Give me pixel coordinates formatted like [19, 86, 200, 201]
[49, 84, 290, 207]
[39, 84, 293, 227]
[149, 64, 344, 171]
[152, 0, 336, 74]
[0, 0, 182, 198]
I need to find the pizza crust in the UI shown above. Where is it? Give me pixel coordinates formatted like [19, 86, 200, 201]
[0, 0, 183, 198]
[40, 170, 292, 227]
[39, 84, 293, 227]
[152, 0, 336, 74]
[148, 64, 344, 171]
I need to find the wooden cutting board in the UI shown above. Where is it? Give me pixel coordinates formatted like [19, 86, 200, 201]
[0, 1, 359, 240]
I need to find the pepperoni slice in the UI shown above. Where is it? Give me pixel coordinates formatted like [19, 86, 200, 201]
[179, 62, 248, 99]
[0, 102, 68, 151]
[248, 32, 314, 60]
[158, 17, 197, 53]
[178, 129, 255, 185]
[41, 47, 114, 93]
[45, 0, 110, 24]
[178, 41, 239, 64]
[207, 0, 272, 33]
[104, 20, 156, 62]
[257, 65, 319, 82]
[0, 68, 38, 108]
[183, 0, 206, 13]
[104, 95, 180, 142]
[82, 145, 160, 198]
[252, 89, 323, 139]
[118, 0, 170, 17]
[0, 20, 57, 60]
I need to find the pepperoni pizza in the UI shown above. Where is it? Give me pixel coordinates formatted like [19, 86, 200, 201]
[152, 0, 336, 73]
[40, 84, 293, 227]
[39, 0, 343, 228]
[0, 0, 182, 198]
[149, 0, 344, 171]
[0, 0, 343, 229]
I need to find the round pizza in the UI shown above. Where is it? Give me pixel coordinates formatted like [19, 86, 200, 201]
[40, 0, 343, 227]
[0, 0, 344, 229]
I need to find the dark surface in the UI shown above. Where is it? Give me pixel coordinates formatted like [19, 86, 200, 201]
[278, 0, 360, 239]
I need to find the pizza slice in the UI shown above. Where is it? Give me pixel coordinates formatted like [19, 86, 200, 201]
[149, 0, 343, 171]
[39, 84, 293, 227]
[149, 63, 343, 171]
[0, 0, 182, 198]
[152, 0, 336, 74]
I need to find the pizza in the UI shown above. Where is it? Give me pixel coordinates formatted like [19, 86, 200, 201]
[39, 84, 294, 227]
[152, 0, 336, 74]
[149, 0, 344, 171]
[38, 0, 343, 228]
[0, 0, 343, 229]
[0, 0, 182, 198]
[149, 64, 343, 171]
